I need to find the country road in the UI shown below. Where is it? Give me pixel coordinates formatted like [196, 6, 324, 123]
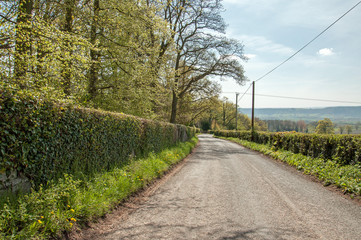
[80, 134, 361, 240]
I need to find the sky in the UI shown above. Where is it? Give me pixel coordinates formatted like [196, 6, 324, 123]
[219, 0, 361, 109]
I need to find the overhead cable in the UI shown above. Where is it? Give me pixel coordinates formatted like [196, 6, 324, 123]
[255, 1, 361, 82]
[221, 83, 253, 102]
[245, 93, 361, 104]
[237, 83, 253, 102]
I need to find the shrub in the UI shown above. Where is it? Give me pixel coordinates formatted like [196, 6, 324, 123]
[0, 86, 196, 189]
[213, 130, 361, 166]
[0, 138, 198, 239]
[219, 137, 361, 196]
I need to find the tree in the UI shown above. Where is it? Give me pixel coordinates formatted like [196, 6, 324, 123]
[255, 118, 267, 131]
[339, 125, 345, 134]
[61, 0, 76, 96]
[157, 0, 247, 123]
[1, 0, 92, 99]
[2, 0, 247, 123]
[176, 79, 221, 126]
[14, 0, 33, 86]
[355, 121, 360, 131]
[87, 0, 100, 101]
[193, 97, 264, 131]
[1, 0, 170, 117]
[82, 0, 171, 117]
[315, 118, 334, 134]
[0, 1, 18, 79]
[345, 125, 352, 134]
[297, 120, 307, 133]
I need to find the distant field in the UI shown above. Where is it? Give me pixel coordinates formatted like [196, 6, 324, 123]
[240, 106, 361, 124]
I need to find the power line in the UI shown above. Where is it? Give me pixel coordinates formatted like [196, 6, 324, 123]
[221, 84, 253, 102]
[255, 1, 361, 82]
[245, 93, 361, 104]
[221, 83, 253, 102]
[237, 83, 253, 102]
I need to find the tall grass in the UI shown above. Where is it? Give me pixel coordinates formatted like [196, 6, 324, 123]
[0, 137, 198, 239]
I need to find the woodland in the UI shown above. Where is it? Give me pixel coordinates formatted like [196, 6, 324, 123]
[0, 0, 267, 130]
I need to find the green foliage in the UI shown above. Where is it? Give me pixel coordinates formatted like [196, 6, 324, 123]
[0, 86, 197, 189]
[1, 0, 249, 123]
[0, 0, 173, 118]
[315, 118, 334, 134]
[265, 120, 307, 132]
[345, 125, 353, 134]
[214, 130, 361, 166]
[220, 137, 361, 196]
[0, 137, 198, 239]
[193, 97, 267, 132]
[0, 174, 80, 239]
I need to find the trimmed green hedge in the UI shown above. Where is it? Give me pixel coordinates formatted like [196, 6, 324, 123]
[0, 86, 197, 188]
[213, 130, 361, 166]
[219, 137, 361, 196]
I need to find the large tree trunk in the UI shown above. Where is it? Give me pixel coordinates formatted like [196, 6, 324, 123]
[14, 0, 33, 87]
[170, 90, 178, 123]
[88, 0, 100, 100]
[62, 0, 74, 96]
[35, 2, 51, 84]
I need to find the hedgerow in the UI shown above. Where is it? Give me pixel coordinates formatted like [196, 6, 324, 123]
[218, 137, 361, 196]
[0, 137, 198, 239]
[213, 130, 361, 166]
[0, 85, 197, 189]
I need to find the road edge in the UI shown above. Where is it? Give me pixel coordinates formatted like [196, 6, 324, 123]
[216, 135, 361, 206]
[67, 140, 201, 240]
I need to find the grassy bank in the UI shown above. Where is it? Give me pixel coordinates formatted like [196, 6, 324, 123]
[0, 137, 198, 239]
[218, 137, 361, 196]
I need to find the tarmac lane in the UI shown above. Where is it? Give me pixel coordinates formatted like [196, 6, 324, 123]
[85, 134, 361, 240]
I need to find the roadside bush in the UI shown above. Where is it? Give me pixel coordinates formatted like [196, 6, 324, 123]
[0, 138, 198, 239]
[0, 86, 196, 189]
[219, 137, 361, 196]
[213, 130, 361, 165]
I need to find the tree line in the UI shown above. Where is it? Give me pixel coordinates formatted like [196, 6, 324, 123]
[0, 0, 248, 125]
[265, 118, 359, 134]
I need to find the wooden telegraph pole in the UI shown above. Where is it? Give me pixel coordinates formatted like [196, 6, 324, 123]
[235, 92, 239, 130]
[251, 81, 255, 140]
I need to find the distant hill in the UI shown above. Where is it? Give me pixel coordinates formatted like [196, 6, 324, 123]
[239, 106, 361, 123]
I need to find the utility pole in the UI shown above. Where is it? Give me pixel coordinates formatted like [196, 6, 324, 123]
[251, 81, 255, 139]
[223, 101, 226, 126]
[235, 92, 239, 130]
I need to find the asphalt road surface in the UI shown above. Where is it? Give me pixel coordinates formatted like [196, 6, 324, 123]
[97, 134, 361, 240]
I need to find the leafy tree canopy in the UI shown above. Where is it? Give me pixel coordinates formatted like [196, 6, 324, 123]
[315, 118, 334, 134]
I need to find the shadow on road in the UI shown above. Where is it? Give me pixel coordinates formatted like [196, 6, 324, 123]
[100, 219, 313, 240]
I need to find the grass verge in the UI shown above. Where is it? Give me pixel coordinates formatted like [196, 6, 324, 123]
[218, 137, 361, 196]
[0, 137, 198, 239]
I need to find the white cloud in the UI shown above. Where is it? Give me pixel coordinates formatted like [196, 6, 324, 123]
[318, 48, 335, 56]
[244, 54, 257, 59]
[222, 0, 282, 10]
[236, 35, 294, 56]
[221, 0, 361, 108]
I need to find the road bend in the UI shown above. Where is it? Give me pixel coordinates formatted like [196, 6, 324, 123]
[96, 134, 361, 240]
